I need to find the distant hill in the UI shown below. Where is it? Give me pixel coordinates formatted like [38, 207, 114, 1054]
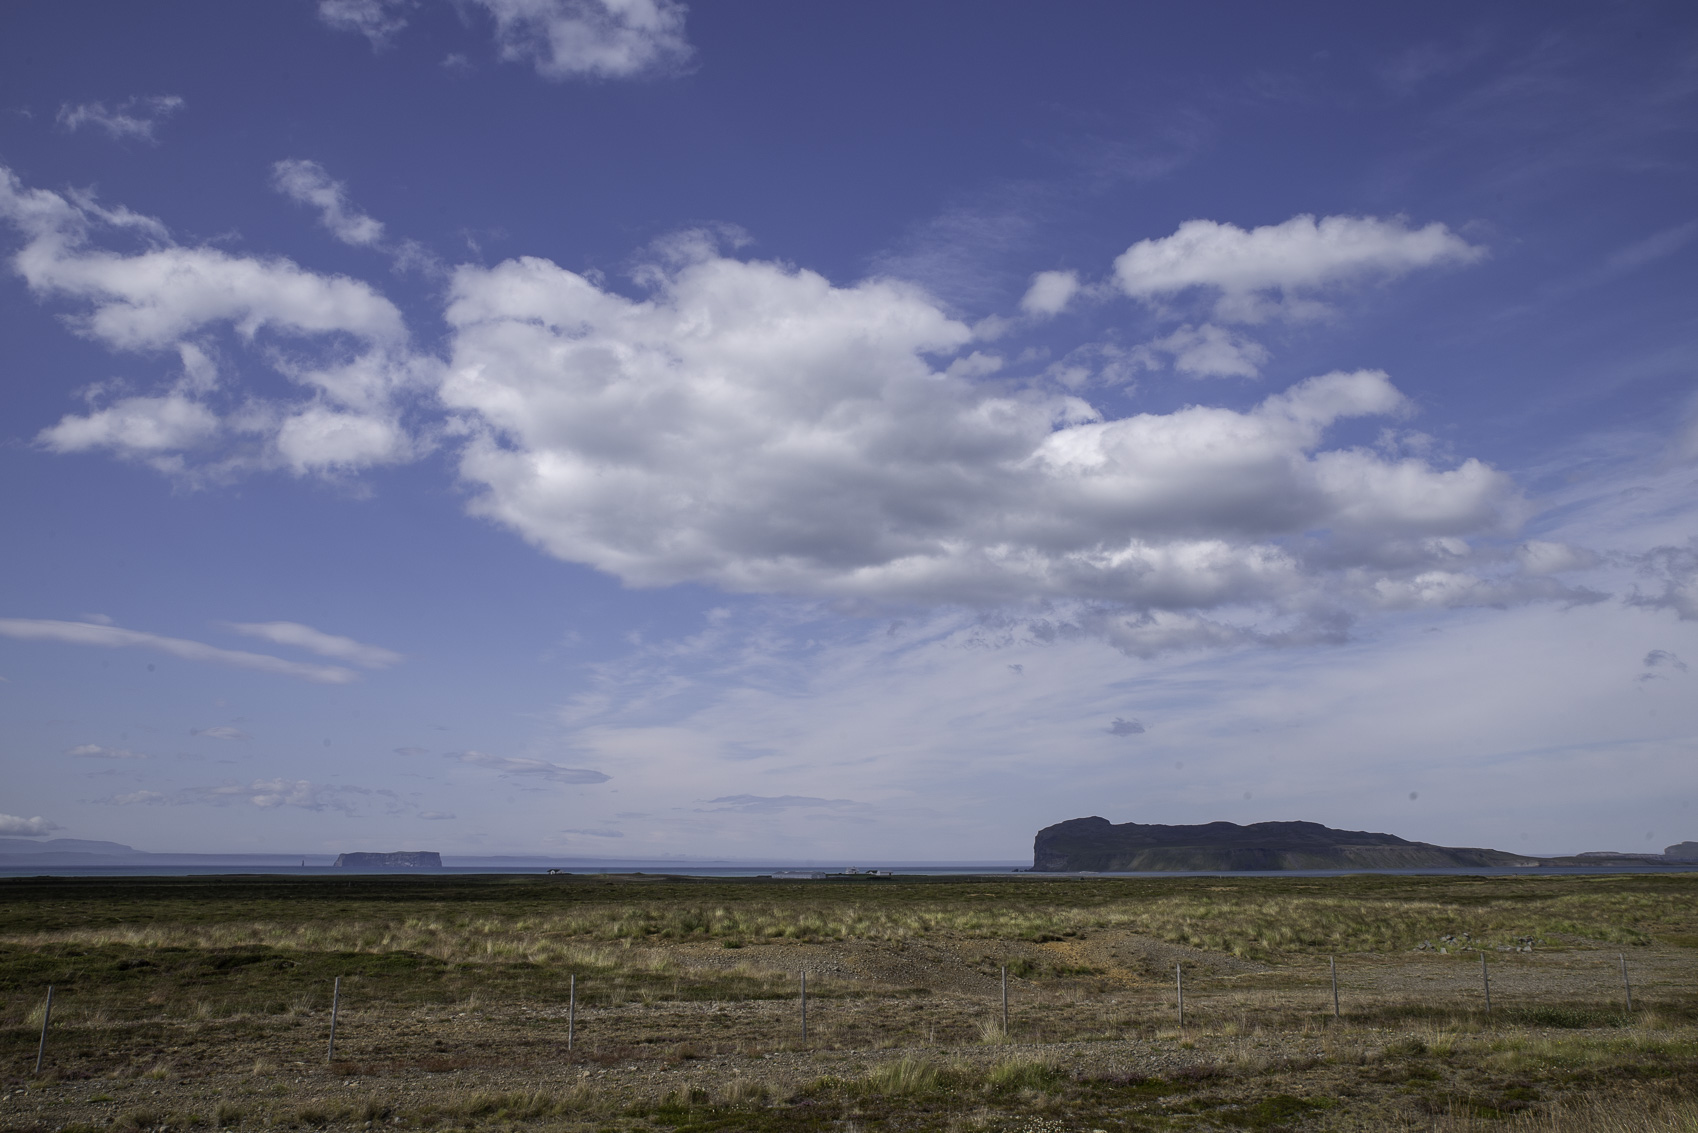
[1032, 817, 1538, 872]
[0, 837, 139, 856]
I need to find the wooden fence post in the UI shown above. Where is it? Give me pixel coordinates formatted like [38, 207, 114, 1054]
[1479, 953, 1490, 1016]
[1176, 963, 1184, 1029]
[326, 977, 341, 1063]
[568, 974, 576, 1052]
[1000, 966, 1008, 1037]
[800, 972, 807, 1043]
[34, 986, 53, 1074]
[1330, 956, 1339, 1020]
[1620, 954, 1633, 1012]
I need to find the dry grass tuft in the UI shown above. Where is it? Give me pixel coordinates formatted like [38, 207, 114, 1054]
[718, 1076, 769, 1105]
[865, 1057, 941, 1096]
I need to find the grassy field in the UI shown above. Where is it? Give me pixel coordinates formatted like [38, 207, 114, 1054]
[2, 871, 1696, 1131]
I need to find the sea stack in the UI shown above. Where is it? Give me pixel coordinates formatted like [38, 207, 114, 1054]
[332, 851, 442, 868]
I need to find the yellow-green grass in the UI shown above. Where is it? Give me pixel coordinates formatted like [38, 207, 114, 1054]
[5, 872, 1698, 1131]
[4, 872, 1694, 959]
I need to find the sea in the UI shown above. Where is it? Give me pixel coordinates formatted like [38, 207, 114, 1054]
[3, 857, 1696, 879]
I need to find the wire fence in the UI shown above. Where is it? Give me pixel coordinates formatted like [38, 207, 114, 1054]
[21, 949, 1655, 1075]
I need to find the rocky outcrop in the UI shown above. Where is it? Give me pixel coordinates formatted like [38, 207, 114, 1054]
[1665, 841, 1698, 861]
[332, 851, 442, 868]
[1032, 817, 1537, 872]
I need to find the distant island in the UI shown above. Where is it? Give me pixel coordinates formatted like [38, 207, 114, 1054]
[1033, 817, 1540, 872]
[332, 851, 441, 868]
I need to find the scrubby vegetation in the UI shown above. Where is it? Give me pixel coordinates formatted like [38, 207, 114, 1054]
[2, 872, 1695, 1130]
[4, 872, 1690, 962]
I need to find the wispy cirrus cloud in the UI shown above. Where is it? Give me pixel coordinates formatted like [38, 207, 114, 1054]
[697, 795, 855, 813]
[316, 0, 411, 48]
[268, 159, 442, 275]
[106, 791, 165, 805]
[454, 751, 610, 784]
[190, 726, 251, 741]
[224, 621, 403, 668]
[271, 160, 386, 247]
[65, 744, 148, 759]
[57, 95, 184, 142]
[0, 618, 361, 683]
[104, 778, 404, 814]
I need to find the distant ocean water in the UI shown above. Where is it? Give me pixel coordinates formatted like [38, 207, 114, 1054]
[2, 857, 1694, 878]
[0, 855, 1026, 878]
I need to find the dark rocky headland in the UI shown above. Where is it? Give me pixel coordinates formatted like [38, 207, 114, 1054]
[1032, 817, 1540, 871]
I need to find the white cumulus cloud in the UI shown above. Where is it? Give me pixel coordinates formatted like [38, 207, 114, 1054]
[24, 233, 399, 348]
[1138, 323, 1270, 378]
[442, 241, 1521, 614]
[316, 0, 689, 77]
[1019, 269, 1080, 317]
[0, 814, 62, 836]
[0, 172, 403, 350]
[272, 405, 417, 473]
[224, 621, 404, 668]
[38, 393, 220, 457]
[1114, 214, 1483, 323]
[472, 0, 692, 80]
[6, 172, 1542, 635]
[1, 165, 427, 477]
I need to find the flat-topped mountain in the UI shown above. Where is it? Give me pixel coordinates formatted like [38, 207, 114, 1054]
[1033, 817, 1537, 872]
[332, 851, 441, 868]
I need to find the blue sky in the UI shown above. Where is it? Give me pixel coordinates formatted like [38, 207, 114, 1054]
[3, 1, 1696, 861]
